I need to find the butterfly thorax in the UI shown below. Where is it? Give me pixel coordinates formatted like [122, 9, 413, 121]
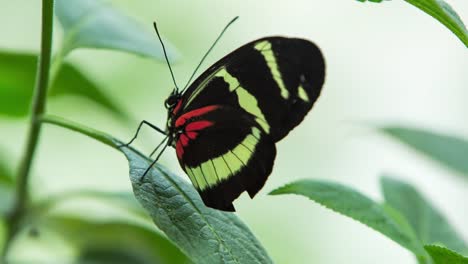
[165, 91, 183, 147]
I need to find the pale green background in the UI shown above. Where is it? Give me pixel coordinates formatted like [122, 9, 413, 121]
[0, 0, 467, 263]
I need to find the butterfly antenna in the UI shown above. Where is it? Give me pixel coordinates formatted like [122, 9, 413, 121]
[181, 16, 239, 92]
[153, 22, 179, 92]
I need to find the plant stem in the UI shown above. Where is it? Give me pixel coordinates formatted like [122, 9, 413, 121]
[2, 0, 54, 258]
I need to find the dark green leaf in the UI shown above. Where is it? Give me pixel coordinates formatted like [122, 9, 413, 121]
[44, 216, 189, 264]
[39, 115, 272, 264]
[0, 218, 5, 254]
[404, 0, 468, 47]
[424, 245, 468, 264]
[55, 0, 178, 60]
[123, 147, 273, 264]
[381, 176, 468, 255]
[269, 179, 425, 256]
[383, 127, 468, 177]
[0, 51, 125, 118]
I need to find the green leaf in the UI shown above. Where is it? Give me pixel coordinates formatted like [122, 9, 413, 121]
[0, 154, 14, 216]
[424, 245, 468, 264]
[269, 179, 424, 256]
[44, 215, 189, 264]
[0, 156, 13, 187]
[124, 149, 273, 264]
[383, 127, 468, 177]
[0, 218, 5, 253]
[0, 52, 125, 118]
[39, 115, 272, 264]
[404, 0, 468, 47]
[355, 0, 386, 3]
[381, 176, 468, 254]
[35, 190, 149, 221]
[55, 0, 178, 60]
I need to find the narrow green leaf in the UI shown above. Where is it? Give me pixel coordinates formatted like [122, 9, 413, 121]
[39, 115, 272, 264]
[270, 180, 425, 256]
[0, 52, 125, 118]
[0, 218, 5, 255]
[0, 156, 13, 187]
[40, 115, 117, 149]
[55, 0, 178, 60]
[424, 245, 468, 264]
[382, 127, 468, 177]
[35, 190, 148, 220]
[44, 215, 189, 264]
[381, 176, 468, 255]
[404, 0, 468, 47]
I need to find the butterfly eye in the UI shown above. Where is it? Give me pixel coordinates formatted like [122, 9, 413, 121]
[165, 95, 179, 109]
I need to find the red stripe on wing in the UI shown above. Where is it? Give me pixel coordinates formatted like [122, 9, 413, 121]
[186, 120, 214, 131]
[176, 140, 184, 159]
[172, 99, 183, 115]
[175, 105, 219, 127]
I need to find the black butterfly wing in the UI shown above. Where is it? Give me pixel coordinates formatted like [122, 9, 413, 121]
[171, 36, 325, 211]
[174, 106, 276, 211]
[177, 36, 325, 142]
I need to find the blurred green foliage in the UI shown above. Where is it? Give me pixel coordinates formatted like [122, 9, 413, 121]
[383, 127, 468, 178]
[356, 0, 468, 47]
[0, 0, 466, 263]
[43, 215, 189, 264]
[270, 176, 468, 263]
[55, 0, 178, 60]
[0, 52, 125, 118]
[424, 245, 468, 264]
[382, 176, 468, 255]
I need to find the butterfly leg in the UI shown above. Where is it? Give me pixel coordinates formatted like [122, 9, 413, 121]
[140, 141, 170, 182]
[119, 120, 166, 148]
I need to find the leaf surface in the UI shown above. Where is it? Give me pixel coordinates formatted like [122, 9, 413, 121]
[382, 127, 468, 177]
[55, 0, 178, 60]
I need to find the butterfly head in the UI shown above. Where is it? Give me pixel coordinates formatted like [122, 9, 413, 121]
[165, 89, 183, 145]
[164, 90, 181, 111]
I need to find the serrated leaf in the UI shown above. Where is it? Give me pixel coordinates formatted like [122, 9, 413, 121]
[0, 51, 125, 118]
[383, 127, 468, 177]
[381, 176, 468, 255]
[55, 0, 178, 60]
[269, 179, 424, 256]
[424, 245, 468, 264]
[44, 215, 189, 264]
[39, 115, 272, 264]
[404, 0, 468, 47]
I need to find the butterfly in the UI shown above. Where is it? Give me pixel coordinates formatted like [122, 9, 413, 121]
[123, 18, 325, 211]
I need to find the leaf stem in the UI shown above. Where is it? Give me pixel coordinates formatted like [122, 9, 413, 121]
[2, 0, 54, 258]
[40, 114, 119, 149]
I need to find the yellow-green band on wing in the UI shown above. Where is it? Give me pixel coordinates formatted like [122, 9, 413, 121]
[185, 127, 261, 191]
